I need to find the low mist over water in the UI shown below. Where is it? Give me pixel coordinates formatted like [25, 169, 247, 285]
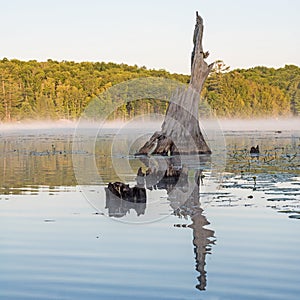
[218, 118, 300, 131]
[0, 117, 298, 132]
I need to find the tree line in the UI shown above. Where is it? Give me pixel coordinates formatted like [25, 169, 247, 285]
[0, 58, 299, 121]
[202, 61, 299, 118]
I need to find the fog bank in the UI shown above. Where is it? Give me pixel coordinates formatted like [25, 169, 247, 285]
[0, 118, 299, 132]
[218, 118, 300, 131]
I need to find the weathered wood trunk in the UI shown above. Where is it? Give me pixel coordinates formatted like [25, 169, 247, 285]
[136, 12, 214, 156]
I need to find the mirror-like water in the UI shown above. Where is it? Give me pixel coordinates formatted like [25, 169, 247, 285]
[0, 126, 300, 300]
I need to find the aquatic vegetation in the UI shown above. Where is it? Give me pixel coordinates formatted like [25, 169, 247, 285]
[216, 131, 300, 218]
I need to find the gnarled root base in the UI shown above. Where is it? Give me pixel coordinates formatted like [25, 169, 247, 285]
[136, 131, 211, 156]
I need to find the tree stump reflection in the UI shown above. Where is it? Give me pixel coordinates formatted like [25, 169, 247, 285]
[105, 156, 215, 291]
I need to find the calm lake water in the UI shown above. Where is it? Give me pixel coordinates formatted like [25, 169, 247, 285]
[0, 123, 300, 300]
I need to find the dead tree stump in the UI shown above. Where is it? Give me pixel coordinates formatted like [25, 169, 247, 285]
[136, 12, 213, 156]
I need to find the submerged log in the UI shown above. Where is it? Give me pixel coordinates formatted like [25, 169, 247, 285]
[136, 12, 213, 156]
[105, 184, 147, 217]
[106, 182, 146, 203]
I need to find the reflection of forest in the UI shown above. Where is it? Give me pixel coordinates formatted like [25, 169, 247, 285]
[105, 158, 215, 291]
[0, 136, 76, 191]
[1, 131, 298, 192]
[0, 134, 142, 192]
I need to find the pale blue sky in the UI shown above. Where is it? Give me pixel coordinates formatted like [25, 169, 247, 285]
[1, 0, 299, 74]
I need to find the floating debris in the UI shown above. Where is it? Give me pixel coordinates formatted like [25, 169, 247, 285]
[289, 215, 300, 219]
[250, 145, 260, 154]
[267, 198, 296, 201]
[93, 212, 104, 215]
[174, 224, 189, 228]
[278, 210, 300, 214]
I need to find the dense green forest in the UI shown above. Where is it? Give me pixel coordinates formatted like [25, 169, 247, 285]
[0, 58, 299, 121]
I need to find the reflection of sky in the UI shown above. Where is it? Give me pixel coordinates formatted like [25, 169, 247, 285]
[1, 185, 300, 299]
[0, 190, 201, 299]
[0, 0, 299, 73]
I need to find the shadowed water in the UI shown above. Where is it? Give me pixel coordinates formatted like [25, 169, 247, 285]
[0, 124, 300, 300]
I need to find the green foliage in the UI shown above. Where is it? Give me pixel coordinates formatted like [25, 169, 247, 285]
[202, 62, 296, 117]
[0, 59, 189, 121]
[0, 58, 299, 121]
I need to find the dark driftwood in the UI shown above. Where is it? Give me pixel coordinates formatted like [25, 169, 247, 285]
[136, 12, 213, 156]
